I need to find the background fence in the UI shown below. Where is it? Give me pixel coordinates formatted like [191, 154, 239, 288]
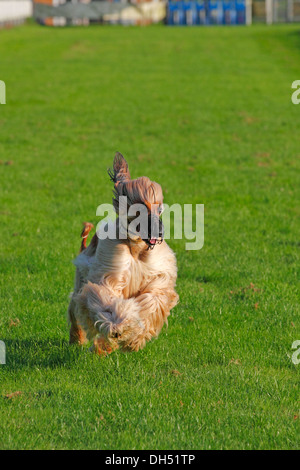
[1, 0, 300, 26]
[253, 0, 300, 21]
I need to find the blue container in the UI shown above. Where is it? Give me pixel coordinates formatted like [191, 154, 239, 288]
[171, 1, 185, 25]
[167, 1, 196, 25]
[208, 0, 223, 24]
[167, 2, 177, 25]
[235, 0, 246, 24]
[222, 0, 237, 24]
[183, 2, 198, 25]
[196, 1, 206, 24]
[166, 0, 246, 26]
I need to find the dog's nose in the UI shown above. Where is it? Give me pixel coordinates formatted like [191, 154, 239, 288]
[111, 330, 121, 339]
[149, 215, 164, 240]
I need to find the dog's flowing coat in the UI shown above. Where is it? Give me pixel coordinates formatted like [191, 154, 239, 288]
[68, 153, 179, 354]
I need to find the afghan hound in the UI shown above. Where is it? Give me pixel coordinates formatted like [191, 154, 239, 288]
[67, 153, 179, 355]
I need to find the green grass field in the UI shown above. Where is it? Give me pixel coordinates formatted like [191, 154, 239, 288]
[0, 22, 299, 450]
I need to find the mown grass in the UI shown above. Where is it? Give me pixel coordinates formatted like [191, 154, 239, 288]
[0, 22, 299, 450]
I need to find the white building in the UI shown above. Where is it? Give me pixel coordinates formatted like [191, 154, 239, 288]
[0, 0, 33, 25]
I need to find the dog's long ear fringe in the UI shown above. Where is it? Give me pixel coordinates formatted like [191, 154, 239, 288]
[107, 152, 131, 184]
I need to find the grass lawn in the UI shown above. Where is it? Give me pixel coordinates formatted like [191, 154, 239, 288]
[0, 21, 299, 450]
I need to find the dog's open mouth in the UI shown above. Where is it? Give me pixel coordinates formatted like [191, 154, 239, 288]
[138, 214, 164, 250]
[144, 237, 163, 250]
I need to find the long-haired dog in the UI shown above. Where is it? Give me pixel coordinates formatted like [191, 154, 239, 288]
[67, 153, 179, 355]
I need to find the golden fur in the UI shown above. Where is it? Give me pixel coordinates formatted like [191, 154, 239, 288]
[67, 153, 179, 354]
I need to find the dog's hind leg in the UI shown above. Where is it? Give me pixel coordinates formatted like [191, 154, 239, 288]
[68, 222, 98, 346]
[68, 298, 87, 345]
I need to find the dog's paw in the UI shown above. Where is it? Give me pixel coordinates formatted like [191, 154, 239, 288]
[90, 337, 118, 356]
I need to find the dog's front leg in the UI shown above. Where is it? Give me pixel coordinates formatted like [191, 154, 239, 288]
[118, 285, 178, 351]
[89, 336, 118, 356]
[76, 277, 178, 353]
[75, 278, 128, 349]
[101, 278, 178, 351]
[76, 278, 145, 352]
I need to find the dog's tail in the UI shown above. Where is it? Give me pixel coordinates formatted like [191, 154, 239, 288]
[80, 222, 94, 252]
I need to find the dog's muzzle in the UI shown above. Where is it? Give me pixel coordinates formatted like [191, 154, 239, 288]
[143, 214, 164, 250]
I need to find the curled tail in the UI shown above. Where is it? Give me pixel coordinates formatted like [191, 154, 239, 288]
[80, 222, 94, 252]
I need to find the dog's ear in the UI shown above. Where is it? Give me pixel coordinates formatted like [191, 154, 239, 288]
[108, 152, 131, 185]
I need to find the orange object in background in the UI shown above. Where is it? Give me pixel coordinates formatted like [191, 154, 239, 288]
[34, 0, 55, 4]
[44, 17, 54, 25]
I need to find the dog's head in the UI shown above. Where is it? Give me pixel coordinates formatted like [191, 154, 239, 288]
[108, 152, 164, 249]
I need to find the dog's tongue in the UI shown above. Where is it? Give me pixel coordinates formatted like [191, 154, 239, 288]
[149, 238, 157, 245]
